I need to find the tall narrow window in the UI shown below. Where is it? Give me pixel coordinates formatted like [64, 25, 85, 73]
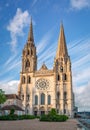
[57, 75, 60, 81]
[41, 93, 45, 105]
[27, 50, 29, 55]
[27, 76, 31, 83]
[26, 59, 30, 68]
[64, 92, 67, 100]
[63, 74, 67, 81]
[22, 76, 25, 84]
[35, 95, 38, 105]
[48, 95, 51, 105]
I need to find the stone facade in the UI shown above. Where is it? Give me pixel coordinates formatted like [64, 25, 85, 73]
[18, 19, 74, 117]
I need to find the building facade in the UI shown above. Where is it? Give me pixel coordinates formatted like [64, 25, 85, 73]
[1, 94, 24, 115]
[18, 19, 74, 117]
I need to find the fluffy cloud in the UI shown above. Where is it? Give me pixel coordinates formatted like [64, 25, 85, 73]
[0, 80, 19, 94]
[70, 0, 90, 10]
[7, 8, 30, 52]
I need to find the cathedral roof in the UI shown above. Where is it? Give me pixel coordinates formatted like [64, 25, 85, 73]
[56, 23, 68, 58]
[39, 63, 48, 71]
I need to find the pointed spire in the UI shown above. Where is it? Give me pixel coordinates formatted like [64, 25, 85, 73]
[28, 17, 34, 42]
[56, 23, 68, 59]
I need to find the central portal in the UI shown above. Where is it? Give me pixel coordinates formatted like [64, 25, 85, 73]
[41, 111, 45, 115]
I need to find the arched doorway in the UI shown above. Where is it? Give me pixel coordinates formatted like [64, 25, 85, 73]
[39, 106, 45, 115]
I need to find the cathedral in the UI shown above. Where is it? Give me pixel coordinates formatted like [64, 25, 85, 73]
[18, 19, 74, 117]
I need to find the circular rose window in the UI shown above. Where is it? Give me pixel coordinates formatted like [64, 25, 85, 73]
[35, 79, 49, 90]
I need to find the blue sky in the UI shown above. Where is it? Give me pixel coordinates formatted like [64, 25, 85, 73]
[0, 0, 90, 111]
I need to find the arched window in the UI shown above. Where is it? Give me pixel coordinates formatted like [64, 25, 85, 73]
[57, 75, 60, 81]
[48, 95, 51, 105]
[27, 50, 29, 55]
[41, 93, 45, 105]
[63, 74, 67, 81]
[22, 76, 25, 84]
[26, 59, 30, 68]
[27, 76, 31, 83]
[60, 66, 63, 72]
[64, 92, 67, 100]
[35, 95, 38, 105]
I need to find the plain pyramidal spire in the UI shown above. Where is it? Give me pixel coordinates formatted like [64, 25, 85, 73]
[56, 23, 68, 58]
[28, 17, 34, 42]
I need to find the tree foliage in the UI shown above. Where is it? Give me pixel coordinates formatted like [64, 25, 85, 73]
[0, 89, 6, 105]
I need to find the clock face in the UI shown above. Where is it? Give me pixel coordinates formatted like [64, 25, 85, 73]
[35, 79, 49, 90]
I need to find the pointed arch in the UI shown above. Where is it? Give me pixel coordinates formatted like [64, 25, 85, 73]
[41, 93, 45, 105]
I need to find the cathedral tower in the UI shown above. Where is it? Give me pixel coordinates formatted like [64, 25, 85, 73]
[22, 18, 37, 73]
[18, 19, 37, 114]
[54, 23, 74, 116]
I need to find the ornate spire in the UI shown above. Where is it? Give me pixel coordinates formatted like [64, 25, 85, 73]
[56, 23, 68, 59]
[28, 17, 34, 42]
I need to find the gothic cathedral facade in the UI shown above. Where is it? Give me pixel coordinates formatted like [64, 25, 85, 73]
[18, 19, 74, 117]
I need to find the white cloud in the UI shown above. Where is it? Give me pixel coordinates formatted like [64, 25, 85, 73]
[0, 80, 19, 94]
[74, 82, 90, 111]
[70, 0, 90, 10]
[7, 8, 30, 52]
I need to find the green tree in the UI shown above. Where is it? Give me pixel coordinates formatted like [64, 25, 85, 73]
[0, 89, 6, 105]
[10, 108, 15, 115]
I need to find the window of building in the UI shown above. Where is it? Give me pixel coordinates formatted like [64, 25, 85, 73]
[48, 95, 51, 105]
[64, 92, 67, 100]
[60, 66, 63, 72]
[27, 76, 31, 83]
[22, 76, 25, 84]
[26, 59, 30, 68]
[41, 93, 45, 105]
[63, 74, 67, 81]
[27, 50, 29, 55]
[35, 95, 38, 105]
[57, 75, 60, 81]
